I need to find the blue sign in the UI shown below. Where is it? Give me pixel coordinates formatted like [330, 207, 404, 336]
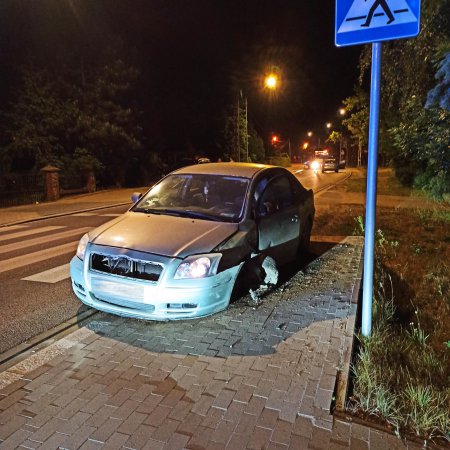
[335, 0, 421, 47]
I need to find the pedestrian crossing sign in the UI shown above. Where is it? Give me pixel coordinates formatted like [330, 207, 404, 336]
[335, 0, 421, 47]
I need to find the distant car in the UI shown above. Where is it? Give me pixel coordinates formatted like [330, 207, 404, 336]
[70, 163, 315, 321]
[172, 157, 211, 171]
[321, 158, 339, 173]
[310, 160, 322, 172]
[196, 157, 211, 164]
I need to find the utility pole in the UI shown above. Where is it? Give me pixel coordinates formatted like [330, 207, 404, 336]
[245, 95, 248, 162]
[236, 96, 240, 162]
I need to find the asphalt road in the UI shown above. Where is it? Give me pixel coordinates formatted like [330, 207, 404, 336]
[0, 169, 349, 355]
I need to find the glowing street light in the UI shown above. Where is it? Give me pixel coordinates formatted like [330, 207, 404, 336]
[265, 73, 278, 90]
[307, 131, 313, 137]
[326, 122, 332, 129]
[339, 108, 346, 116]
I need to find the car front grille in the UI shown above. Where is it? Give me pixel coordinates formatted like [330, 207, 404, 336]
[90, 253, 163, 282]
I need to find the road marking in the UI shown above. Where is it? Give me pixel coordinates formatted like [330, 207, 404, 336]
[0, 226, 65, 243]
[0, 227, 91, 255]
[0, 241, 77, 274]
[22, 263, 70, 283]
[0, 225, 29, 233]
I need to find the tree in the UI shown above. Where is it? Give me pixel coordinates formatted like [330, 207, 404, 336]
[248, 125, 265, 163]
[426, 49, 450, 110]
[389, 100, 449, 199]
[354, 0, 449, 195]
[2, 67, 88, 173]
[81, 59, 143, 186]
[219, 100, 266, 162]
[341, 89, 369, 166]
[1, 59, 144, 187]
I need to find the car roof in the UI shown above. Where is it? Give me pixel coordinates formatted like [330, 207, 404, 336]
[172, 162, 273, 178]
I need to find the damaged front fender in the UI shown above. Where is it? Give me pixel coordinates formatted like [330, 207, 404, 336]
[214, 219, 258, 272]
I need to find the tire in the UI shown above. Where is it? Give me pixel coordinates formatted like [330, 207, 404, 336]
[230, 255, 278, 303]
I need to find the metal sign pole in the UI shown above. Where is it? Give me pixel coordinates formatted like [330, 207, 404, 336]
[362, 42, 382, 337]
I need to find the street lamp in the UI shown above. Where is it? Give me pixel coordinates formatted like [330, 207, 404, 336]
[264, 73, 278, 90]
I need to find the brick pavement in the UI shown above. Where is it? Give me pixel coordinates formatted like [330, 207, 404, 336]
[0, 235, 426, 449]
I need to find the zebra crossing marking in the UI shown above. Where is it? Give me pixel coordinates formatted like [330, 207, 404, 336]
[0, 226, 65, 243]
[22, 263, 71, 283]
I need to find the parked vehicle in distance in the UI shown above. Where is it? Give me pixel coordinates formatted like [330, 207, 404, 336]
[310, 160, 321, 173]
[171, 156, 211, 171]
[70, 163, 315, 321]
[196, 157, 211, 164]
[321, 158, 339, 173]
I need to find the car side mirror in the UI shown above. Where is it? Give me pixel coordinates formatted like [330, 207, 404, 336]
[131, 192, 142, 203]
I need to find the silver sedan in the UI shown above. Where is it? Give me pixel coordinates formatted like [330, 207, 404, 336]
[70, 163, 315, 320]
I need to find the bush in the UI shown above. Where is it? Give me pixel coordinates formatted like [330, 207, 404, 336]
[267, 153, 291, 167]
[390, 103, 450, 200]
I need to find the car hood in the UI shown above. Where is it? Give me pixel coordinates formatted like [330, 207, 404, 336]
[89, 212, 239, 258]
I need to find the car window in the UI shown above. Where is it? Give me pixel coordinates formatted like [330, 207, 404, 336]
[257, 175, 294, 216]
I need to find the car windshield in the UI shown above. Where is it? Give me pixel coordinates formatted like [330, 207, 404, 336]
[132, 173, 250, 222]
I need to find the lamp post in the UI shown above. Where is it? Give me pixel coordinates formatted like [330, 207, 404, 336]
[236, 90, 249, 162]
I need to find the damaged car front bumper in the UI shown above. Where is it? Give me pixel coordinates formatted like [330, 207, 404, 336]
[70, 245, 242, 321]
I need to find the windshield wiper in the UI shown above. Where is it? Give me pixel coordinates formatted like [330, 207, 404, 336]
[133, 207, 221, 221]
[133, 207, 163, 214]
[163, 209, 222, 221]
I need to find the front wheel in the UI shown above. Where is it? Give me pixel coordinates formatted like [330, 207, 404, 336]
[230, 255, 278, 304]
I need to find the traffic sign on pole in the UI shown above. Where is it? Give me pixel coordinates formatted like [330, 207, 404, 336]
[335, 1, 421, 336]
[335, 0, 421, 46]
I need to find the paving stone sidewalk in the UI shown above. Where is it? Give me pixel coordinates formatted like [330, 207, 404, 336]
[0, 236, 425, 449]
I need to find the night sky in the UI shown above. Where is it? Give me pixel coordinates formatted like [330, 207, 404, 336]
[0, 0, 361, 154]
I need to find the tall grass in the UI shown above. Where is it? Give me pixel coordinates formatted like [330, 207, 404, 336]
[350, 216, 450, 444]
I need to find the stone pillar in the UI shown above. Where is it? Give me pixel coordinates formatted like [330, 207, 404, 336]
[85, 171, 96, 193]
[41, 165, 61, 201]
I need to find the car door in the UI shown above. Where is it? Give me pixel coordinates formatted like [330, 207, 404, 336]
[255, 174, 300, 265]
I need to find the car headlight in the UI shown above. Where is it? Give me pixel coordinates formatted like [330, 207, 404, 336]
[76, 233, 90, 260]
[174, 254, 222, 279]
[311, 161, 320, 170]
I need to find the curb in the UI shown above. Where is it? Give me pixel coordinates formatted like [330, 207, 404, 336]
[0, 202, 132, 227]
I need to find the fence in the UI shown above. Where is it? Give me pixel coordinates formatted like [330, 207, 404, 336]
[0, 173, 44, 207]
[0, 170, 96, 208]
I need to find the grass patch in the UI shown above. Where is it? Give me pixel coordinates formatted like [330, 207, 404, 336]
[344, 168, 414, 196]
[348, 226, 449, 443]
[313, 170, 450, 444]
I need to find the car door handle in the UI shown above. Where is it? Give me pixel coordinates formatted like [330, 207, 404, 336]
[291, 214, 299, 223]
